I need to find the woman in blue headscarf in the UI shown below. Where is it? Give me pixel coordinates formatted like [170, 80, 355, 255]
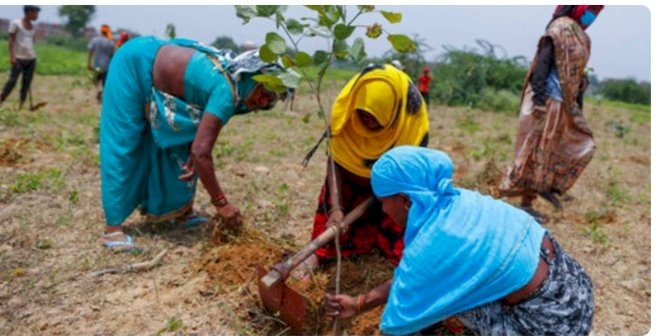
[99, 36, 288, 251]
[325, 146, 594, 335]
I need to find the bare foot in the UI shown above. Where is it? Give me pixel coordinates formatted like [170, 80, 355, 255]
[292, 254, 320, 281]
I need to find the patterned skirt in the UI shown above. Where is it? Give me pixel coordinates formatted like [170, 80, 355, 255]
[456, 234, 594, 335]
[499, 84, 595, 197]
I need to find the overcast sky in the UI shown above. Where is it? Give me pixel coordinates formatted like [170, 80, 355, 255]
[0, 5, 651, 81]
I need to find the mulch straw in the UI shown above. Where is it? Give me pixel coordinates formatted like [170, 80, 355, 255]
[196, 226, 471, 335]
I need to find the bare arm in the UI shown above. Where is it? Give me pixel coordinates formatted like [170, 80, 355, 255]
[8, 32, 16, 65]
[185, 113, 241, 223]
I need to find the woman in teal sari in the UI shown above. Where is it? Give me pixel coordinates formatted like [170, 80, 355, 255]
[99, 36, 287, 250]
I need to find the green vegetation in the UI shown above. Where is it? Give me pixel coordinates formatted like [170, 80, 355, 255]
[58, 5, 96, 37]
[0, 41, 87, 76]
[430, 40, 528, 113]
[596, 78, 650, 105]
[10, 168, 65, 194]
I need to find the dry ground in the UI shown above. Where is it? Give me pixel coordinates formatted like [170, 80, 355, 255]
[0, 75, 650, 335]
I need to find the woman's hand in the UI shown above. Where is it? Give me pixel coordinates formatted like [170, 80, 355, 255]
[178, 156, 196, 181]
[216, 202, 242, 226]
[324, 294, 359, 321]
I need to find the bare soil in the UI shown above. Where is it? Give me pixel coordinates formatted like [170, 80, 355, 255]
[0, 75, 650, 335]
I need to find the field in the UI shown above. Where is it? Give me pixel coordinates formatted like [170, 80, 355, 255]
[0, 74, 650, 335]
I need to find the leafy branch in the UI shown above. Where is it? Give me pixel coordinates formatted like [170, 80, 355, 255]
[235, 5, 416, 121]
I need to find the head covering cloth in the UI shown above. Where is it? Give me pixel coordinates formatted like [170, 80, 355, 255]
[330, 64, 429, 178]
[100, 24, 112, 39]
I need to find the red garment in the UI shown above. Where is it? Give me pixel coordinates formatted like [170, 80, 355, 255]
[311, 166, 405, 266]
[418, 73, 432, 93]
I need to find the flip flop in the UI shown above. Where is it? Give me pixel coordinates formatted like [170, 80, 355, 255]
[101, 231, 142, 253]
[174, 213, 209, 230]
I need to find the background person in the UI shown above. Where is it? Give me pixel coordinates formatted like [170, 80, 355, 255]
[499, 5, 604, 216]
[0, 5, 40, 109]
[87, 24, 116, 102]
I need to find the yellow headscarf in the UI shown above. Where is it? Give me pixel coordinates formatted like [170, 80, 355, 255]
[330, 64, 429, 178]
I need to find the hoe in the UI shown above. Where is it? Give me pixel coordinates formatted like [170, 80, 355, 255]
[256, 197, 374, 332]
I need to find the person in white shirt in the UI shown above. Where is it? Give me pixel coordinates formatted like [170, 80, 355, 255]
[1, 5, 40, 109]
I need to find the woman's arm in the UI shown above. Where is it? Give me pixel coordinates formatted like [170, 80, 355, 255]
[531, 40, 554, 107]
[185, 113, 241, 223]
[324, 279, 393, 320]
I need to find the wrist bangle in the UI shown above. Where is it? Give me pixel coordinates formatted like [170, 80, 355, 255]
[211, 194, 228, 207]
[356, 294, 365, 313]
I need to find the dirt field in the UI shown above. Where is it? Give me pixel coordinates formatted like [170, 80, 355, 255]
[0, 75, 650, 335]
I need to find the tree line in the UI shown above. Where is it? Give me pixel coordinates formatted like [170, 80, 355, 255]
[2, 5, 650, 107]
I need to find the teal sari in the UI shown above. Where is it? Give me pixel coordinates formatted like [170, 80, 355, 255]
[100, 36, 237, 225]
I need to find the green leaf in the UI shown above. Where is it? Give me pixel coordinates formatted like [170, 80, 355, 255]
[333, 24, 355, 40]
[320, 6, 341, 28]
[357, 5, 375, 12]
[278, 69, 302, 89]
[387, 34, 417, 53]
[259, 45, 277, 63]
[302, 113, 311, 124]
[348, 38, 366, 62]
[295, 51, 313, 67]
[286, 19, 304, 35]
[365, 23, 382, 39]
[265, 32, 287, 54]
[333, 39, 349, 60]
[281, 54, 294, 69]
[256, 5, 278, 17]
[305, 5, 325, 14]
[252, 74, 287, 93]
[235, 5, 257, 24]
[313, 50, 329, 65]
[380, 11, 402, 23]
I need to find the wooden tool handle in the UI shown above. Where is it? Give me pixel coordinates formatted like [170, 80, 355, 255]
[260, 197, 374, 288]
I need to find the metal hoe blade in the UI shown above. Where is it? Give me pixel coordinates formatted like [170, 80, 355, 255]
[256, 266, 308, 332]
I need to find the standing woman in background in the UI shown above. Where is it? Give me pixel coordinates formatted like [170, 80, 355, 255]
[499, 5, 604, 216]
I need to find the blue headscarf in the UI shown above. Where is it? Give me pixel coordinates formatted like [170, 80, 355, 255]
[371, 146, 547, 335]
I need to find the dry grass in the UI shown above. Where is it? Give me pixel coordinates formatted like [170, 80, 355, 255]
[0, 74, 650, 335]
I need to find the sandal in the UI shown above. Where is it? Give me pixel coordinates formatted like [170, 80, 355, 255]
[176, 213, 209, 230]
[101, 231, 142, 253]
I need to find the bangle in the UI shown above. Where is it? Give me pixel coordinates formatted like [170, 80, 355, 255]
[355, 294, 365, 313]
[211, 194, 228, 207]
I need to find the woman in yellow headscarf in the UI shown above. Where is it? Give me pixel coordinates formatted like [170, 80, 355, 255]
[295, 63, 429, 278]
